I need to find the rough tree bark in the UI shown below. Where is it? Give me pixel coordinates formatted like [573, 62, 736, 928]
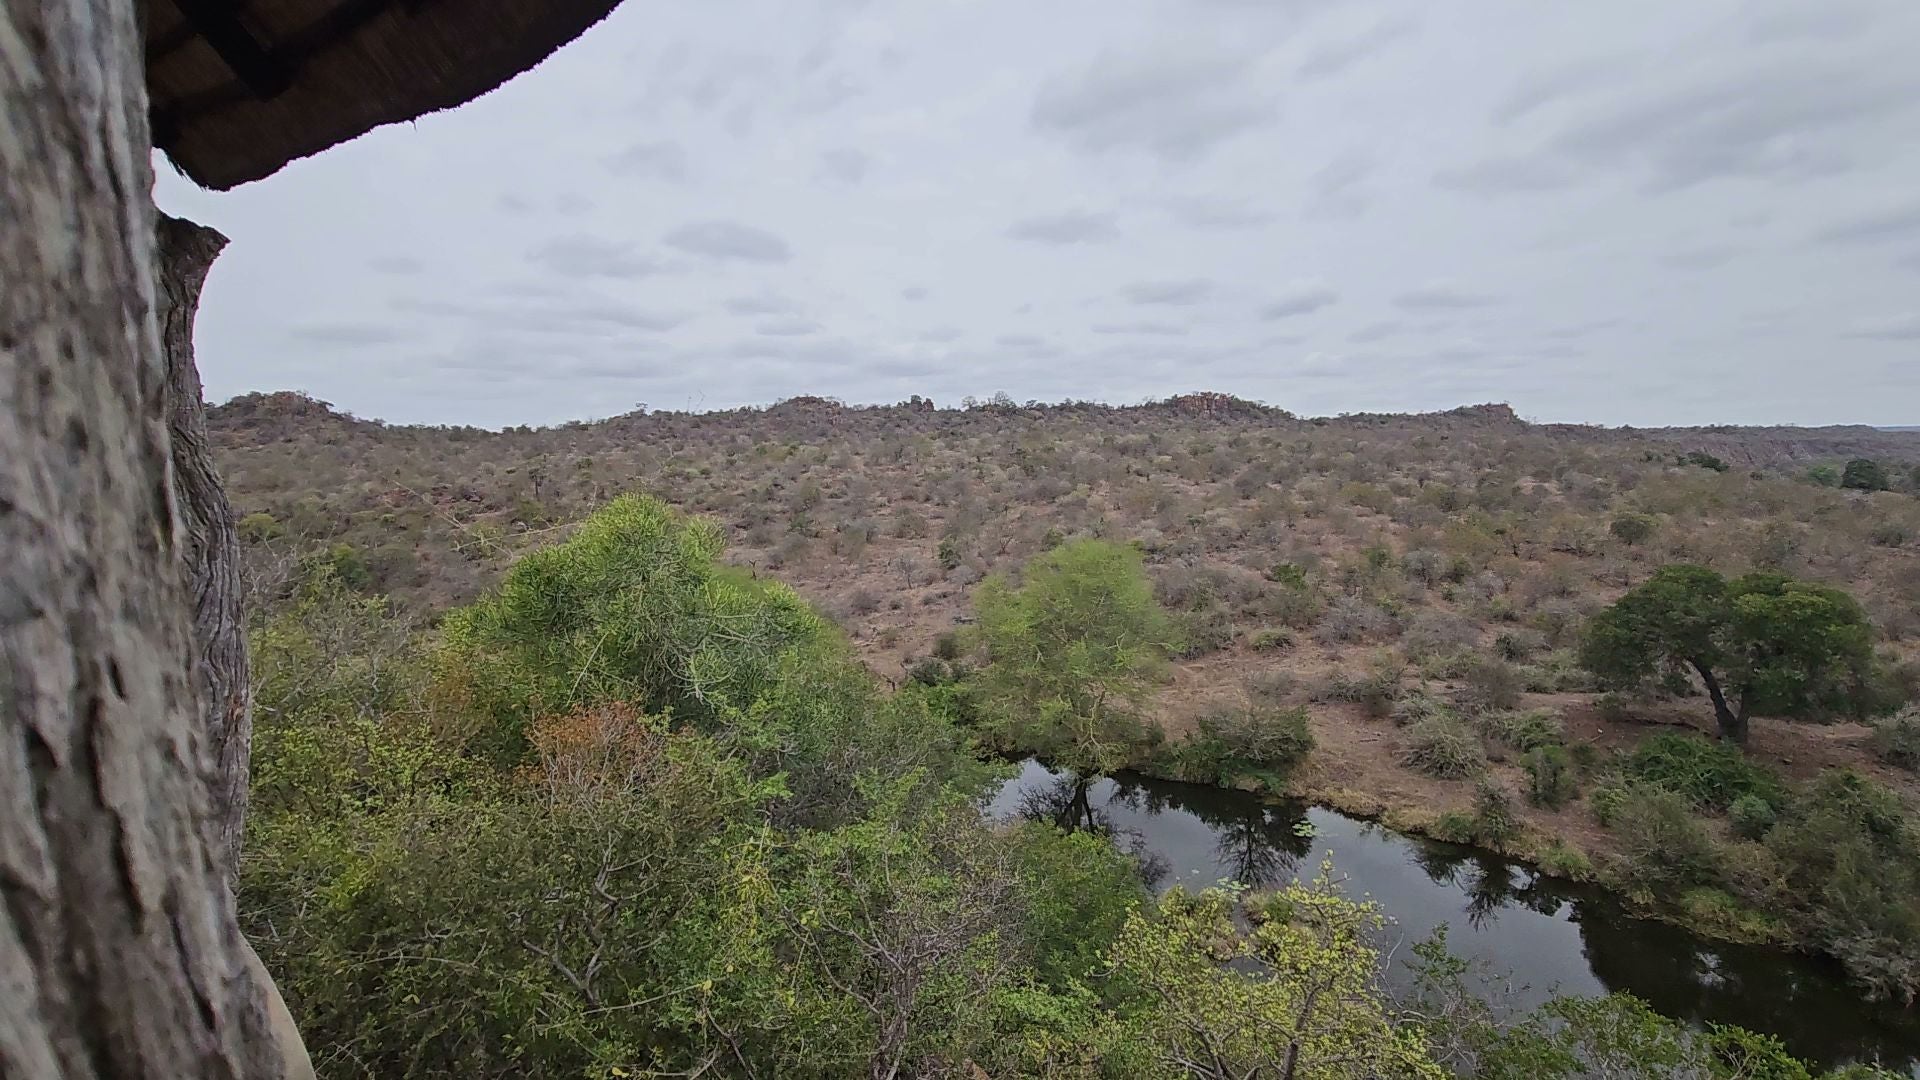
[1, 1, 307, 1076]
[158, 212, 252, 875]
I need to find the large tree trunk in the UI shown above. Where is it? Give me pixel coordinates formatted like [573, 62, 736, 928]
[0, 2, 305, 1075]
[1692, 660, 1748, 746]
[158, 212, 252, 876]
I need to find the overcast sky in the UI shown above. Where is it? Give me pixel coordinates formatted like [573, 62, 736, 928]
[157, 0, 1920, 429]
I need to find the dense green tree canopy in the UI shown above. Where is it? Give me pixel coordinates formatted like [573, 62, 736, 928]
[1842, 458, 1891, 492]
[973, 538, 1179, 776]
[1581, 565, 1878, 743]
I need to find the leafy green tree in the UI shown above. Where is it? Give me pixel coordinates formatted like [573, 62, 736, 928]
[1841, 457, 1891, 491]
[1580, 565, 1878, 743]
[434, 494, 835, 764]
[1608, 512, 1654, 548]
[1805, 463, 1840, 487]
[973, 539, 1178, 775]
[1104, 869, 1443, 1079]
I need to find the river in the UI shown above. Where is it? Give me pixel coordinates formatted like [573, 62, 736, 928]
[989, 760, 1920, 1074]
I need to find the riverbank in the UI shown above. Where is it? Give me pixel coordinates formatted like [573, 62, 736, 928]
[992, 759, 1920, 1074]
[1112, 694, 1920, 961]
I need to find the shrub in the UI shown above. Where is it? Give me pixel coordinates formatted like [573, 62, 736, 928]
[1390, 691, 1451, 728]
[1399, 716, 1486, 779]
[1248, 626, 1294, 651]
[1471, 779, 1521, 846]
[1310, 658, 1402, 719]
[1729, 794, 1777, 840]
[1767, 771, 1920, 1002]
[1483, 708, 1563, 752]
[1610, 786, 1722, 891]
[1174, 603, 1236, 659]
[1493, 627, 1549, 661]
[1588, 782, 1629, 827]
[1245, 669, 1295, 704]
[1191, 703, 1315, 780]
[1523, 745, 1578, 809]
[1539, 839, 1594, 880]
[1265, 561, 1309, 589]
[1402, 612, 1479, 661]
[1623, 733, 1783, 812]
[1314, 597, 1396, 645]
[1871, 708, 1920, 772]
[1456, 655, 1523, 714]
[1842, 457, 1890, 492]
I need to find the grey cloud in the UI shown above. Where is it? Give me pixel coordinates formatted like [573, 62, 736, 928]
[794, 70, 863, 115]
[370, 255, 425, 275]
[1261, 284, 1339, 319]
[1031, 42, 1277, 161]
[1847, 312, 1920, 340]
[1745, 3, 1877, 44]
[289, 322, 408, 346]
[1349, 320, 1406, 343]
[1658, 244, 1742, 270]
[1092, 321, 1189, 336]
[663, 220, 792, 262]
[1307, 149, 1375, 217]
[1491, 57, 1625, 125]
[901, 286, 929, 301]
[1460, 55, 1920, 195]
[1121, 278, 1214, 305]
[818, 147, 871, 184]
[605, 140, 689, 182]
[756, 317, 822, 337]
[724, 293, 798, 316]
[919, 327, 962, 343]
[1164, 196, 1274, 229]
[528, 235, 662, 279]
[1296, 19, 1414, 82]
[1434, 154, 1580, 194]
[553, 193, 595, 216]
[497, 193, 535, 215]
[1547, 319, 1622, 340]
[1007, 210, 1121, 244]
[1394, 283, 1499, 309]
[1813, 202, 1920, 246]
[996, 333, 1048, 347]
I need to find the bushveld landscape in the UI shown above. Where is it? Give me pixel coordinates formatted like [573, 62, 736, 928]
[217, 387, 1920, 1077]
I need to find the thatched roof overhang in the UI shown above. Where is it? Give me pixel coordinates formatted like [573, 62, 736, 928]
[144, 0, 624, 190]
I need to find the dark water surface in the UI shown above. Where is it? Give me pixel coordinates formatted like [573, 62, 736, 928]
[990, 760, 1920, 1075]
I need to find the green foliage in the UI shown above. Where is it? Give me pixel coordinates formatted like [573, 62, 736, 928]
[1522, 745, 1578, 809]
[1175, 700, 1315, 786]
[1871, 707, 1920, 771]
[1482, 707, 1563, 753]
[1806, 463, 1841, 487]
[1104, 872, 1443, 1080]
[238, 509, 284, 543]
[1477, 993, 1814, 1080]
[434, 495, 836, 765]
[1730, 793, 1779, 840]
[1624, 732, 1784, 812]
[1469, 779, 1521, 846]
[1681, 450, 1731, 472]
[1609, 512, 1655, 547]
[1581, 564, 1880, 740]
[1609, 785, 1722, 892]
[1766, 770, 1920, 1003]
[1842, 458, 1891, 492]
[1399, 716, 1486, 779]
[1538, 839, 1594, 880]
[1006, 825, 1146, 992]
[1265, 561, 1309, 589]
[973, 539, 1177, 775]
